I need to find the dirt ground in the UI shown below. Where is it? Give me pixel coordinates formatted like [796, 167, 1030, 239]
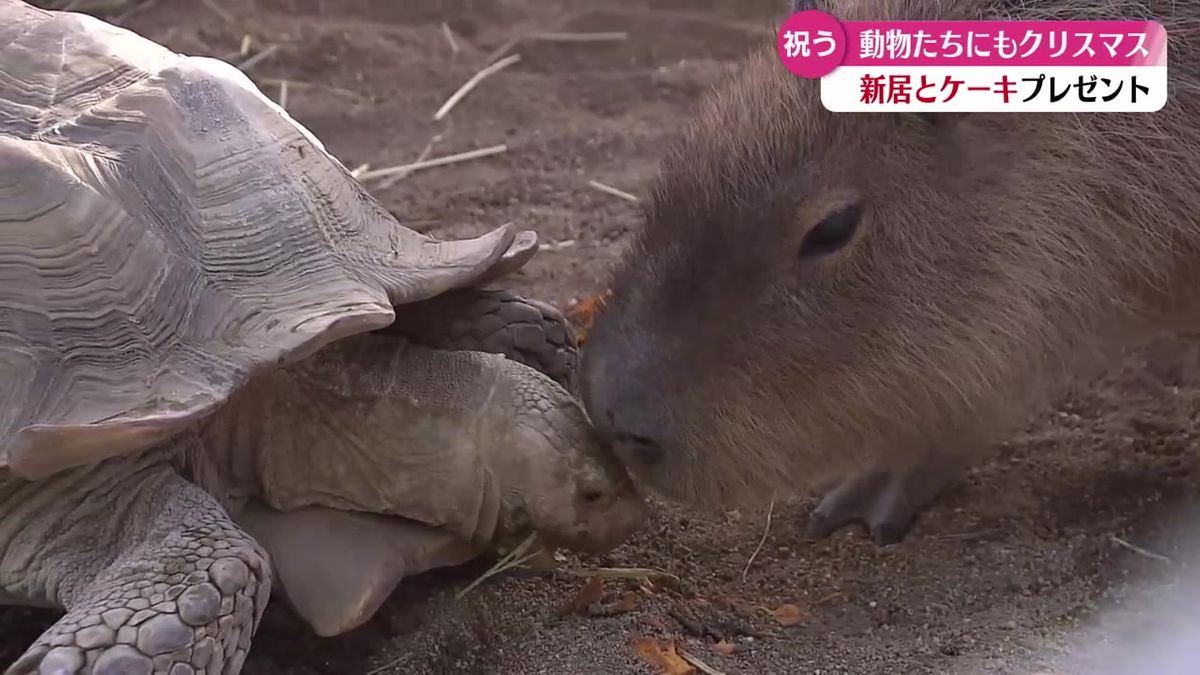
[5, 0, 1200, 673]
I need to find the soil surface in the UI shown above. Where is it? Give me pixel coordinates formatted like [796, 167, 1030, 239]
[5, 1, 1200, 673]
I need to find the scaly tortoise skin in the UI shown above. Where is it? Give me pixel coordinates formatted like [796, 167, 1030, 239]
[0, 2, 645, 673]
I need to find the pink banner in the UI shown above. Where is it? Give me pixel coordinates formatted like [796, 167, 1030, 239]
[838, 20, 1167, 67]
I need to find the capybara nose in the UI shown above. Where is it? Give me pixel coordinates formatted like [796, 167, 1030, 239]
[613, 433, 665, 466]
[580, 345, 667, 468]
[579, 340, 617, 432]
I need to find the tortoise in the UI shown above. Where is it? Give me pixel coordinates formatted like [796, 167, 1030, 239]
[0, 1, 646, 673]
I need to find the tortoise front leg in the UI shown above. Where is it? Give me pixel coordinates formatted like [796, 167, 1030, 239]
[380, 287, 579, 392]
[2, 447, 271, 675]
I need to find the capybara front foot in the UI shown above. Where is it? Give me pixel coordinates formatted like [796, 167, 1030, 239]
[804, 450, 966, 545]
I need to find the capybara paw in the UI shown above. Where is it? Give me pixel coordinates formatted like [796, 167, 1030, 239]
[804, 467, 924, 545]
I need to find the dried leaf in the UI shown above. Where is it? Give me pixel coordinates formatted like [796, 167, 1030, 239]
[770, 603, 805, 626]
[559, 566, 681, 586]
[633, 637, 697, 675]
[564, 289, 612, 342]
[558, 576, 607, 616]
[712, 640, 736, 656]
[709, 595, 735, 610]
[616, 592, 641, 612]
[588, 592, 641, 617]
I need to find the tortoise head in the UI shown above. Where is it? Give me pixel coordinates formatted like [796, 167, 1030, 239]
[484, 361, 647, 556]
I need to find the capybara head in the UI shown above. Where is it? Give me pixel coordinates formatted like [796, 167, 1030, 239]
[580, 0, 1200, 508]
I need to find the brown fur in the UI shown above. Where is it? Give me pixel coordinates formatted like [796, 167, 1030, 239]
[580, 0, 1200, 508]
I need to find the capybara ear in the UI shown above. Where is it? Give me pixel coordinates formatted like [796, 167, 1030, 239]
[790, 0, 820, 12]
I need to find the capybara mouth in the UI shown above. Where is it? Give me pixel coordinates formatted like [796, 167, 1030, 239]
[613, 434, 666, 467]
[610, 437, 683, 497]
[610, 434, 784, 511]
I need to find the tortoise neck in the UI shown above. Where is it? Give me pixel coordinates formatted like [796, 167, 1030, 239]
[192, 387, 275, 515]
[197, 334, 510, 544]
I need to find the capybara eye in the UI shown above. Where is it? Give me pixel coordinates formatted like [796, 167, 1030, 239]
[800, 203, 862, 258]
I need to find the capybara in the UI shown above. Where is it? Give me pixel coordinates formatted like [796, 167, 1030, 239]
[580, 0, 1200, 544]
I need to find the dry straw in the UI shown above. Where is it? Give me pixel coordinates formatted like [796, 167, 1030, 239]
[433, 54, 522, 121]
[199, 0, 235, 24]
[62, 0, 128, 11]
[741, 499, 775, 580]
[376, 134, 444, 189]
[455, 532, 541, 599]
[485, 30, 629, 64]
[679, 648, 727, 675]
[441, 22, 461, 53]
[238, 44, 279, 72]
[358, 144, 508, 182]
[587, 180, 639, 203]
